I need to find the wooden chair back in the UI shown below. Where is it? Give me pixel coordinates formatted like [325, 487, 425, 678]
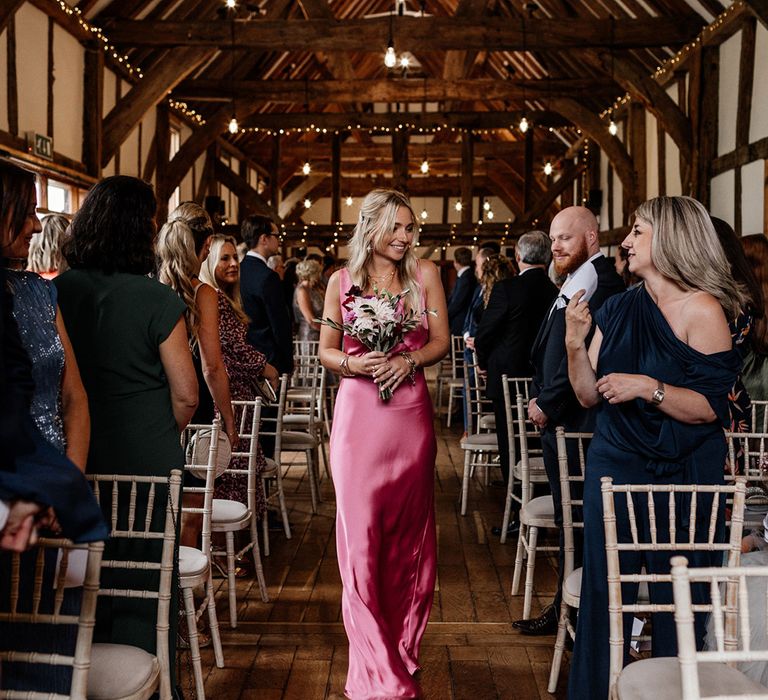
[0, 538, 104, 700]
[500, 376, 535, 506]
[602, 475, 747, 693]
[87, 470, 182, 700]
[557, 428, 591, 580]
[230, 398, 264, 517]
[671, 555, 768, 700]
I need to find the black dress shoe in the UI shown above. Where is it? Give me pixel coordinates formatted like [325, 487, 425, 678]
[513, 604, 559, 635]
[491, 521, 520, 538]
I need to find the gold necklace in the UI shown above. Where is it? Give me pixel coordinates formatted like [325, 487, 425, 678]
[368, 268, 396, 283]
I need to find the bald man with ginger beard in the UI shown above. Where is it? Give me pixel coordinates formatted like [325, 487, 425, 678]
[514, 206, 625, 635]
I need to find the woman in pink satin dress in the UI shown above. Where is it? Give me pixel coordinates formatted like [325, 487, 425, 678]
[319, 189, 450, 699]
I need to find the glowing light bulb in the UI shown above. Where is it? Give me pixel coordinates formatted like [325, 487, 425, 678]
[454, 200, 463, 212]
[384, 45, 397, 68]
[487, 210, 494, 220]
[519, 116, 529, 133]
[420, 159, 429, 174]
[544, 161, 553, 176]
[225, 0, 236, 8]
[420, 209, 428, 220]
[228, 116, 238, 134]
[302, 161, 311, 175]
[609, 119, 618, 136]
[345, 195, 353, 206]
[303, 198, 312, 209]
[483, 201, 491, 211]
[400, 55, 410, 69]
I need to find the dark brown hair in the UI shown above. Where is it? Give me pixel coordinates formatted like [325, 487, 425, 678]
[0, 160, 36, 260]
[741, 233, 768, 355]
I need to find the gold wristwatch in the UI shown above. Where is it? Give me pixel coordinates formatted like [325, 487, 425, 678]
[651, 379, 665, 405]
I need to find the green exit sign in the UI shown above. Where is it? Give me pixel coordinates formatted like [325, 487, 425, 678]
[27, 132, 53, 160]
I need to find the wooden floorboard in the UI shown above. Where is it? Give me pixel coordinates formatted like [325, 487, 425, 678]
[195, 375, 569, 699]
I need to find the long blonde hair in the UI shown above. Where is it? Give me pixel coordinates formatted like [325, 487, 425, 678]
[346, 188, 421, 312]
[27, 214, 70, 275]
[199, 234, 249, 325]
[634, 196, 747, 320]
[156, 219, 200, 345]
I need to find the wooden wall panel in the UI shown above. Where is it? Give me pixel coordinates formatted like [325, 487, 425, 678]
[52, 23, 83, 162]
[750, 23, 768, 142]
[717, 30, 741, 157]
[15, 4, 48, 139]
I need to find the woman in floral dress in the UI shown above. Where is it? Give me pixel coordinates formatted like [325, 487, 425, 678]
[200, 234, 279, 511]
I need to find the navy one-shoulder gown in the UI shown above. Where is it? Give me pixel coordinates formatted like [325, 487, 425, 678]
[568, 285, 741, 700]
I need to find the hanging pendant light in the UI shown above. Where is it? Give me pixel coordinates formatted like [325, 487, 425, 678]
[303, 198, 312, 209]
[228, 116, 239, 134]
[420, 208, 428, 220]
[384, 44, 397, 68]
[519, 116, 529, 133]
[608, 114, 618, 136]
[486, 209, 494, 220]
[544, 160, 553, 176]
[454, 200, 463, 212]
[420, 158, 429, 174]
[302, 161, 311, 176]
[345, 195, 353, 206]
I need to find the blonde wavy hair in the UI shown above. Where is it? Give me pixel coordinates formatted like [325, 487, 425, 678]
[199, 234, 249, 325]
[480, 253, 514, 307]
[296, 258, 322, 285]
[346, 189, 421, 312]
[634, 196, 747, 320]
[27, 213, 70, 275]
[156, 219, 201, 346]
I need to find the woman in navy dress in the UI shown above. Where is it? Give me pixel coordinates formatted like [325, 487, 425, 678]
[564, 196, 744, 699]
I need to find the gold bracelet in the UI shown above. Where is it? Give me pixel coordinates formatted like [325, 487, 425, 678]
[399, 352, 417, 385]
[339, 353, 354, 377]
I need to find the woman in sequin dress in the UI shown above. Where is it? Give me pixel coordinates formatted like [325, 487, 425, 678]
[0, 164, 88, 468]
[200, 235, 278, 511]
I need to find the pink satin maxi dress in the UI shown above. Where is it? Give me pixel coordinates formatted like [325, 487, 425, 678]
[331, 267, 437, 700]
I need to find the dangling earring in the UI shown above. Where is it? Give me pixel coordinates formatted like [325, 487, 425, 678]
[366, 243, 372, 253]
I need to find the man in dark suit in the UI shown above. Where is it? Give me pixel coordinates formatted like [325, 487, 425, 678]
[239, 215, 293, 376]
[447, 246, 477, 337]
[475, 231, 558, 536]
[516, 206, 625, 634]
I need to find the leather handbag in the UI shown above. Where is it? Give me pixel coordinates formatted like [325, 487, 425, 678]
[186, 428, 231, 480]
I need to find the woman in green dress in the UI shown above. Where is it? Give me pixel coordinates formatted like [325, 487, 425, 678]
[55, 176, 198, 690]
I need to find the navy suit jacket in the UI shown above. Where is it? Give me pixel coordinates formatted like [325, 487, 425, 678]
[463, 284, 484, 338]
[530, 255, 625, 430]
[240, 254, 294, 375]
[475, 268, 558, 401]
[447, 269, 478, 336]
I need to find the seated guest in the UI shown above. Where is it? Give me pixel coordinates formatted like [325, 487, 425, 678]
[565, 196, 744, 699]
[55, 176, 198, 686]
[26, 214, 70, 280]
[199, 235, 278, 512]
[475, 231, 557, 537]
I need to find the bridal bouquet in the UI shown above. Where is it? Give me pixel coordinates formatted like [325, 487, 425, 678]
[318, 285, 434, 401]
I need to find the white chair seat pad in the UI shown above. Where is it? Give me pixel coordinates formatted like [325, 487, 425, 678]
[519, 495, 556, 527]
[281, 431, 317, 448]
[513, 456, 548, 482]
[262, 457, 278, 475]
[461, 433, 499, 450]
[479, 415, 496, 430]
[283, 414, 311, 426]
[563, 567, 581, 607]
[212, 498, 248, 523]
[88, 643, 158, 699]
[616, 657, 766, 699]
[286, 389, 313, 401]
[179, 545, 208, 577]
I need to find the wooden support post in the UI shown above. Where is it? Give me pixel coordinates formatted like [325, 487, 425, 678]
[523, 128, 534, 214]
[561, 159, 574, 208]
[690, 46, 719, 206]
[657, 120, 667, 196]
[676, 72, 690, 193]
[0, 1, 24, 36]
[331, 133, 341, 225]
[629, 103, 647, 204]
[82, 46, 104, 179]
[607, 163, 615, 229]
[155, 102, 171, 225]
[47, 17, 54, 139]
[764, 160, 768, 233]
[735, 17, 757, 235]
[461, 132, 474, 227]
[206, 145, 219, 200]
[238, 159, 248, 224]
[392, 129, 409, 194]
[7, 17, 18, 137]
[442, 196, 449, 225]
[270, 133, 281, 209]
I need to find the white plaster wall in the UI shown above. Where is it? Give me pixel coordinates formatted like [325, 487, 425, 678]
[664, 84, 683, 196]
[15, 4, 48, 139]
[120, 125, 140, 177]
[741, 159, 765, 234]
[0, 30, 8, 133]
[718, 30, 741, 157]
[103, 68, 116, 116]
[645, 111, 659, 199]
[52, 24, 83, 162]
[710, 169, 736, 226]
[750, 23, 768, 143]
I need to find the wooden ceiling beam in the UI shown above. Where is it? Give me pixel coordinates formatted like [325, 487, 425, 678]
[520, 160, 586, 225]
[212, 159, 280, 221]
[744, 0, 768, 30]
[236, 110, 572, 130]
[173, 77, 619, 103]
[0, 0, 24, 35]
[103, 16, 704, 51]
